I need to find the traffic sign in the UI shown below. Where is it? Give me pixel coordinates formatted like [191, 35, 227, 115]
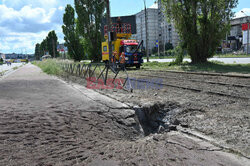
[156, 40, 159, 48]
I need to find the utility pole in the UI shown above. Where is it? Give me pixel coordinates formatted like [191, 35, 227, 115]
[157, 40, 160, 58]
[143, 0, 149, 62]
[247, 20, 249, 55]
[104, 0, 112, 84]
[106, 0, 112, 63]
[163, 21, 166, 55]
[241, 11, 249, 55]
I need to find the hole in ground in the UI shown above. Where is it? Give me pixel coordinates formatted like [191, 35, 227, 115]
[134, 101, 182, 136]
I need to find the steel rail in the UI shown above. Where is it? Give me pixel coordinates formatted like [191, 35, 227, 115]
[136, 73, 250, 89]
[124, 76, 250, 100]
[143, 69, 250, 79]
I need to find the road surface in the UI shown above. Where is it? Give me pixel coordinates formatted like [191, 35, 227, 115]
[148, 57, 250, 64]
[0, 63, 23, 73]
[0, 64, 248, 165]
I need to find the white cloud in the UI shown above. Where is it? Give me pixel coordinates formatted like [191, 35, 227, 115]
[0, 5, 58, 27]
[0, 30, 50, 54]
[0, 0, 73, 54]
[58, 6, 65, 11]
[2, 0, 58, 10]
[234, 8, 250, 18]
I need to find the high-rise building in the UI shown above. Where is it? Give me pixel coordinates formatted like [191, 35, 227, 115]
[158, 0, 180, 49]
[135, 3, 159, 54]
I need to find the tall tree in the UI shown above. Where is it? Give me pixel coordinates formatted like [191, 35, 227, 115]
[162, 0, 238, 63]
[35, 43, 41, 60]
[62, 4, 85, 61]
[47, 30, 59, 58]
[74, 0, 105, 62]
[40, 39, 48, 55]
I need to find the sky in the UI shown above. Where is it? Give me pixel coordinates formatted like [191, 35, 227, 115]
[0, 0, 249, 54]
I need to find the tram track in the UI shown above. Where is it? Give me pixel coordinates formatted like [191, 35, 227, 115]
[137, 73, 250, 89]
[121, 71, 250, 100]
[127, 77, 250, 100]
[143, 69, 250, 79]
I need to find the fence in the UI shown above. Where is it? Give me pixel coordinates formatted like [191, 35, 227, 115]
[61, 62, 133, 91]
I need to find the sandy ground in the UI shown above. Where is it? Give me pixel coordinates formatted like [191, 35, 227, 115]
[0, 64, 249, 166]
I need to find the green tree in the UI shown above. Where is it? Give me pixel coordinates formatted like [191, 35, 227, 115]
[35, 43, 41, 60]
[162, 0, 238, 63]
[46, 30, 59, 58]
[40, 39, 48, 56]
[165, 42, 173, 51]
[62, 4, 85, 61]
[74, 0, 105, 62]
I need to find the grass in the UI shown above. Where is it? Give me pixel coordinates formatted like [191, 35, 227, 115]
[0, 70, 7, 76]
[12, 66, 19, 70]
[32, 59, 63, 75]
[33, 59, 250, 76]
[32, 59, 94, 76]
[142, 61, 250, 74]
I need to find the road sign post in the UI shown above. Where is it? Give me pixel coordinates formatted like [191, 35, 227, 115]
[156, 40, 160, 58]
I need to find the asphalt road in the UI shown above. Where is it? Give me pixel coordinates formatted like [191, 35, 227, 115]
[0, 63, 23, 73]
[149, 57, 250, 64]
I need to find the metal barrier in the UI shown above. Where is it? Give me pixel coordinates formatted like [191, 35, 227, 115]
[61, 62, 133, 91]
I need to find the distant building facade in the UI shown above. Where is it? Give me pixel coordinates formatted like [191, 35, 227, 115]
[227, 16, 250, 53]
[158, 1, 180, 49]
[0, 53, 5, 60]
[2, 53, 34, 59]
[135, 4, 159, 54]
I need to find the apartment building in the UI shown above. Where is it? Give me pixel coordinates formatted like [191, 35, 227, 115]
[158, 1, 180, 49]
[135, 3, 159, 54]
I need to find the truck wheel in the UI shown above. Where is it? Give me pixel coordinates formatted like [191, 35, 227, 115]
[136, 64, 141, 69]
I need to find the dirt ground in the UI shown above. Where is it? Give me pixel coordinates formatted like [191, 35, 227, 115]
[95, 69, 250, 158]
[0, 64, 249, 166]
[65, 68, 250, 159]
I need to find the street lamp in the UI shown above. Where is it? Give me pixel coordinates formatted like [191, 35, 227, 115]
[241, 11, 249, 55]
[143, 0, 149, 62]
[161, 21, 166, 55]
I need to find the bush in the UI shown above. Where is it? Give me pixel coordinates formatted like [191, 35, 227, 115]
[165, 42, 173, 51]
[169, 44, 184, 66]
[166, 49, 174, 56]
[32, 59, 62, 75]
[152, 47, 158, 54]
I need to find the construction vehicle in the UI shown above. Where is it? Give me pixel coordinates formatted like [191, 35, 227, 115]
[102, 23, 144, 69]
